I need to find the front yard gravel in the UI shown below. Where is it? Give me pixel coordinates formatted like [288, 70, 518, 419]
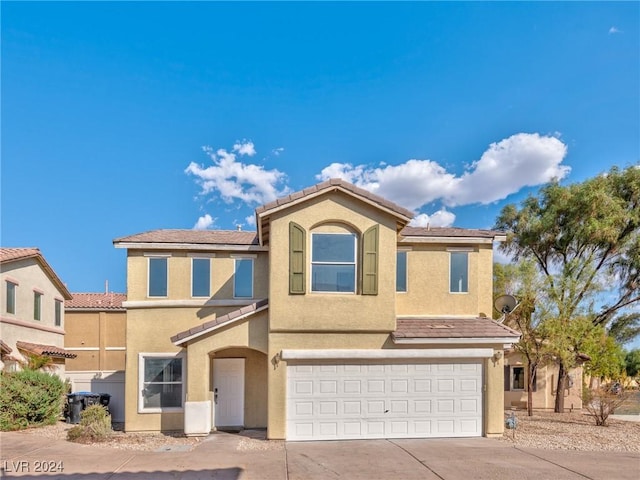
[12, 411, 640, 453]
[499, 411, 640, 452]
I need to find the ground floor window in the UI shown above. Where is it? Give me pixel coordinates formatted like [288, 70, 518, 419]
[139, 353, 185, 412]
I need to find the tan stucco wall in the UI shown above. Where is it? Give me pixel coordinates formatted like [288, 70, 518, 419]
[65, 310, 126, 372]
[1, 258, 67, 374]
[126, 251, 268, 301]
[504, 353, 584, 411]
[267, 193, 399, 332]
[396, 244, 494, 317]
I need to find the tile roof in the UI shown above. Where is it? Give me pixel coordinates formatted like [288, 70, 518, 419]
[171, 299, 268, 345]
[66, 292, 127, 310]
[16, 341, 77, 359]
[113, 229, 259, 245]
[393, 317, 521, 340]
[0, 340, 12, 355]
[0, 247, 72, 299]
[399, 227, 505, 239]
[0, 247, 41, 262]
[255, 178, 415, 220]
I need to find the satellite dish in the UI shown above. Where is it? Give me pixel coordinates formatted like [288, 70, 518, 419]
[494, 294, 518, 314]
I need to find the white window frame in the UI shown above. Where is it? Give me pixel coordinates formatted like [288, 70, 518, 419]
[448, 249, 471, 294]
[54, 299, 63, 327]
[138, 352, 186, 414]
[5, 281, 17, 314]
[190, 255, 213, 298]
[146, 254, 170, 298]
[232, 256, 254, 299]
[33, 290, 43, 321]
[396, 249, 409, 293]
[511, 366, 525, 391]
[310, 232, 357, 294]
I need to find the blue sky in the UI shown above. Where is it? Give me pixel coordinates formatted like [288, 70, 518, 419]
[2, 2, 638, 307]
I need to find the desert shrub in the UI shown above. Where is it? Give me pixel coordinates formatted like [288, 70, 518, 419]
[0, 369, 65, 431]
[67, 405, 112, 443]
[584, 384, 631, 426]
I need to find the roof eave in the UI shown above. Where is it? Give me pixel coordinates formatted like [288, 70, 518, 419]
[113, 242, 267, 251]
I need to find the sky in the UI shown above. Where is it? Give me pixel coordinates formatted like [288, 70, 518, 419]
[2, 2, 639, 312]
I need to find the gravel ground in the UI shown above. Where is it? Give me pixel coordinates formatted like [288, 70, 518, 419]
[499, 411, 640, 452]
[11, 412, 640, 453]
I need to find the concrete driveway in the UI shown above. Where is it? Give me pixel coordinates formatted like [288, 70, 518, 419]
[1, 431, 638, 480]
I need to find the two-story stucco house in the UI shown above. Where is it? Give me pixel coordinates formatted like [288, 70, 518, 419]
[114, 179, 520, 440]
[0, 247, 75, 375]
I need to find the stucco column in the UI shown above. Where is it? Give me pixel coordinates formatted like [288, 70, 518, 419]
[186, 343, 210, 402]
[485, 353, 505, 437]
[267, 346, 287, 439]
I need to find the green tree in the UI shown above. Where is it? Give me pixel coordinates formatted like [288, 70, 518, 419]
[625, 349, 640, 378]
[494, 260, 552, 416]
[495, 165, 640, 412]
[608, 312, 640, 346]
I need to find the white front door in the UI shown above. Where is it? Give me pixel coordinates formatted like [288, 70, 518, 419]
[286, 360, 483, 441]
[213, 358, 245, 427]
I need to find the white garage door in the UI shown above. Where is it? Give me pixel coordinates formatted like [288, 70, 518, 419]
[286, 360, 483, 441]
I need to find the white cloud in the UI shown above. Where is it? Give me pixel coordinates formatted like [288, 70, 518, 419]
[193, 214, 215, 230]
[245, 214, 256, 226]
[232, 140, 256, 156]
[409, 210, 456, 228]
[186, 143, 289, 206]
[316, 132, 569, 212]
[272, 147, 284, 156]
[609, 26, 621, 34]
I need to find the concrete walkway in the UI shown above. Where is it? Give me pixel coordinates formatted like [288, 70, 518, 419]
[1, 431, 638, 480]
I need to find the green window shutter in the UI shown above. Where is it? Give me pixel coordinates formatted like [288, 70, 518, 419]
[362, 225, 379, 295]
[289, 222, 306, 294]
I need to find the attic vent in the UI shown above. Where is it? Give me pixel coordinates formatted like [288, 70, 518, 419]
[428, 324, 454, 329]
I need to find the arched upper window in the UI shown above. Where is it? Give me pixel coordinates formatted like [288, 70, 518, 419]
[311, 231, 357, 293]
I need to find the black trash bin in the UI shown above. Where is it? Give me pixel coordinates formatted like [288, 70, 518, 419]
[84, 393, 101, 407]
[65, 393, 84, 424]
[99, 393, 111, 415]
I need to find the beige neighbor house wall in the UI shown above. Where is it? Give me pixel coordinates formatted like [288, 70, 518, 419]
[122, 249, 269, 432]
[0, 251, 73, 376]
[504, 352, 584, 411]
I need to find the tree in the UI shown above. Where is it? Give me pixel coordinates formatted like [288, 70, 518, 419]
[494, 260, 552, 416]
[625, 349, 640, 379]
[495, 165, 640, 412]
[608, 312, 640, 346]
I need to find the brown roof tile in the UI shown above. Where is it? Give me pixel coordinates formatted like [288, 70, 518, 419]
[393, 317, 521, 340]
[255, 178, 414, 220]
[171, 299, 268, 344]
[16, 341, 77, 359]
[66, 293, 127, 310]
[400, 227, 505, 239]
[113, 229, 259, 245]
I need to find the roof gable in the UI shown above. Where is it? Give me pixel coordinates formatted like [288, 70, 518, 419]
[0, 247, 72, 300]
[255, 179, 414, 244]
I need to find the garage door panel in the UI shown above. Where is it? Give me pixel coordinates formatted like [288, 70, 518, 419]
[287, 360, 483, 440]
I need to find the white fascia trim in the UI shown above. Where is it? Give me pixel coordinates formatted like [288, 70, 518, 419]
[398, 237, 494, 245]
[173, 304, 269, 346]
[392, 337, 520, 346]
[114, 242, 267, 252]
[280, 348, 495, 360]
[123, 299, 259, 309]
[65, 347, 100, 351]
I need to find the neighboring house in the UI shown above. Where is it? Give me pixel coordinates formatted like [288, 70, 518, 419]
[114, 179, 520, 440]
[504, 351, 587, 411]
[0, 247, 75, 375]
[65, 292, 127, 422]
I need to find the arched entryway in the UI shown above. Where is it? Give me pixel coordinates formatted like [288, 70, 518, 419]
[210, 347, 268, 430]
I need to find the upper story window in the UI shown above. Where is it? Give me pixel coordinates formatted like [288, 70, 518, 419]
[55, 299, 62, 327]
[5, 281, 16, 314]
[450, 251, 469, 293]
[191, 258, 211, 297]
[33, 291, 42, 320]
[396, 251, 407, 292]
[234, 258, 254, 298]
[311, 233, 357, 293]
[148, 257, 168, 297]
